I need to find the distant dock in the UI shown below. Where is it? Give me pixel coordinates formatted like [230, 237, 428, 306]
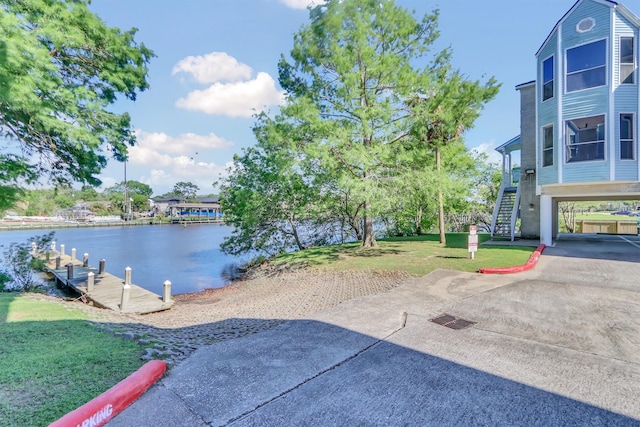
[46, 250, 173, 315]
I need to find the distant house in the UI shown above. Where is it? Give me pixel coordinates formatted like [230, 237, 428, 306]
[492, 0, 640, 245]
[152, 196, 222, 218]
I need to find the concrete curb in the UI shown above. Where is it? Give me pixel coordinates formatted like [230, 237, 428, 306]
[478, 244, 546, 274]
[48, 360, 166, 427]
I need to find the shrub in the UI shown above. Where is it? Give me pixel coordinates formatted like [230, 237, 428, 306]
[1, 232, 55, 292]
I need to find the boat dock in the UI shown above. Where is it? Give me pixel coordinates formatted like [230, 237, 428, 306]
[46, 252, 173, 315]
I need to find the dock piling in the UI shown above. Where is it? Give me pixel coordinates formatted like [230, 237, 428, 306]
[120, 284, 131, 311]
[87, 272, 94, 292]
[66, 263, 74, 280]
[124, 267, 132, 285]
[99, 259, 105, 275]
[71, 248, 76, 260]
[60, 244, 65, 256]
[163, 280, 171, 303]
[83, 253, 89, 267]
[55, 256, 61, 269]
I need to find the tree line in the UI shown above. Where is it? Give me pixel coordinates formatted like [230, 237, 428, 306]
[5, 181, 207, 218]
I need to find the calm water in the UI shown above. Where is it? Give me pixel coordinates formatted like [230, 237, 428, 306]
[0, 224, 245, 295]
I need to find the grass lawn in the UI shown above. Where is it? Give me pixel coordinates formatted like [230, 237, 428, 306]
[277, 233, 535, 276]
[0, 293, 145, 427]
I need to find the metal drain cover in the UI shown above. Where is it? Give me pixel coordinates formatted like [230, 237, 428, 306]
[430, 314, 476, 330]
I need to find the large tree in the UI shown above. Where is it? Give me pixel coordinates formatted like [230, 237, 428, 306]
[278, 0, 497, 247]
[172, 181, 200, 201]
[0, 0, 153, 210]
[220, 114, 332, 256]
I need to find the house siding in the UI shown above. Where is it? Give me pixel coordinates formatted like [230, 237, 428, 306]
[613, 11, 640, 179]
[537, 31, 559, 185]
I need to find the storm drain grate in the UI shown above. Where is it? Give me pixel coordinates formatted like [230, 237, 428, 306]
[430, 313, 477, 330]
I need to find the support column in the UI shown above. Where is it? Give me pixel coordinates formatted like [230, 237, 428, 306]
[540, 194, 553, 246]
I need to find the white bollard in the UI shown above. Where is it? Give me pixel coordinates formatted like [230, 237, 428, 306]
[83, 253, 89, 267]
[120, 284, 131, 311]
[163, 280, 172, 303]
[124, 266, 132, 285]
[71, 248, 77, 260]
[60, 244, 65, 256]
[51, 241, 56, 252]
[31, 242, 37, 255]
[87, 272, 95, 292]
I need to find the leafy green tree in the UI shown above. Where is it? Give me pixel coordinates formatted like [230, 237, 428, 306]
[408, 65, 499, 244]
[104, 180, 152, 212]
[172, 181, 199, 201]
[0, 0, 153, 208]
[220, 115, 331, 256]
[277, 0, 450, 247]
[1, 232, 54, 292]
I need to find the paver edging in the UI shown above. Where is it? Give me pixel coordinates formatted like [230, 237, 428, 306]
[478, 244, 546, 274]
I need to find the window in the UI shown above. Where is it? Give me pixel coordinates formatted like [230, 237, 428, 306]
[543, 125, 554, 167]
[620, 113, 634, 160]
[566, 39, 606, 92]
[620, 37, 635, 84]
[565, 115, 605, 162]
[543, 56, 554, 101]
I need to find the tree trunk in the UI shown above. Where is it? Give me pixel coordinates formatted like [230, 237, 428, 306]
[436, 146, 446, 245]
[361, 201, 377, 247]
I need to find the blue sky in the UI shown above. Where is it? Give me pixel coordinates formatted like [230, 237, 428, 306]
[88, 0, 620, 196]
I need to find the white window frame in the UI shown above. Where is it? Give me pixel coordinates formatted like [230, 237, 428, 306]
[565, 38, 608, 93]
[542, 124, 554, 167]
[619, 36, 635, 85]
[565, 114, 606, 163]
[542, 55, 554, 101]
[620, 112, 635, 160]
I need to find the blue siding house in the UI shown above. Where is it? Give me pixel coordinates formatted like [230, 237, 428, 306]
[492, 0, 640, 245]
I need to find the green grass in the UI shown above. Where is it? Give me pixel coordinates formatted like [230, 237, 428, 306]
[0, 294, 145, 427]
[277, 233, 535, 276]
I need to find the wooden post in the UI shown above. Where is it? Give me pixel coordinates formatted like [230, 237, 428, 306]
[99, 259, 105, 275]
[124, 266, 132, 285]
[66, 263, 74, 280]
[60, 244, 65, 256]
[71, 248, 76, 260]
[83, 253, 89, 267]
[55, 256, 61, 269]
[120, 284, 131, 311]
[87, 272, 94, 292]
[163, 280, 171, 303]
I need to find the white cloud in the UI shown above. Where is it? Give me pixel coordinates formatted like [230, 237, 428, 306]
[471, 141, 503, 165]
[143, 160, 234, 193]
[280, 0, 325, 9]
[172, 52, 252, 84]
[175, 72, 285, 118]
[131, 131, 233, 158]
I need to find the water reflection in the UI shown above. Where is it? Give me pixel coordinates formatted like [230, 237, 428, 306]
[0, 224, 244, 295]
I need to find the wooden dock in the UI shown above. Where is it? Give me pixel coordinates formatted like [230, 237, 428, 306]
[46, 254, 173, 314]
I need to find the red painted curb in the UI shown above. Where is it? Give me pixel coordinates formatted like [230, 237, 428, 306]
[478, 244, 546, 274]
[49, 360, 167, 427]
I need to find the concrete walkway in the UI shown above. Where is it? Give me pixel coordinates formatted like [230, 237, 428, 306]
[109, 235, 640, 426]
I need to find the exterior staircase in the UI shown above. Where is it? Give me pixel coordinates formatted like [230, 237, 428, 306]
[491, 186, 520, 240]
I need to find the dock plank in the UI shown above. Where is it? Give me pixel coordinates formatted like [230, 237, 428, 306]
[46, 254, 173, 314]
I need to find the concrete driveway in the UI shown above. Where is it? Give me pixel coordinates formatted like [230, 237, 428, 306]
[109, 235, 640, 426]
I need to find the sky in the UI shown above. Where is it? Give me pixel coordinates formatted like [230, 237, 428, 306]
[86, 0, 640, 196]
